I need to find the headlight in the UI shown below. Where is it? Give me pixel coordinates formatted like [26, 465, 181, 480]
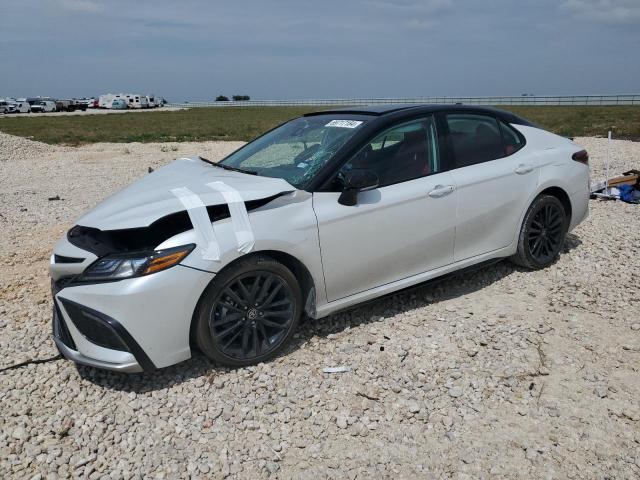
[80, 244, 195, 282]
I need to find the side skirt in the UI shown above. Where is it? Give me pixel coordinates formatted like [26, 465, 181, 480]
[314, 246, 513, 319]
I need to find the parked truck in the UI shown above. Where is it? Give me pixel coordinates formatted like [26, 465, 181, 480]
[31, 100, 57, 113]
[55, 99, 87, 112]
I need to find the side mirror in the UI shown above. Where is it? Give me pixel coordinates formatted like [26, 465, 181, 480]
[338, 169, 379, 206]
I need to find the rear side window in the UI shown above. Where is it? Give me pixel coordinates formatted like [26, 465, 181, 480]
[446, 114, 504, 168]
[500, 121, 525, 155]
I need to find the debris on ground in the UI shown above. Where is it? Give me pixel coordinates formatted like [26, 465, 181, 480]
[591, 169, 640, 203]
[322, 366, 351, 373]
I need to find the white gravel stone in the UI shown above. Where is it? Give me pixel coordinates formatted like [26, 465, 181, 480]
[448, 387, 463, 398]
[336, 415, 348, 429]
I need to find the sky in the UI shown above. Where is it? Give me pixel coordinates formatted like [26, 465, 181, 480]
[0, 0, 639, 101]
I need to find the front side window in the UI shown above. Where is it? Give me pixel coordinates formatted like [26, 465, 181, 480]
[446, 114, 504, 168]
[339, 117, 440, 188]
[220, 115, 369, 189]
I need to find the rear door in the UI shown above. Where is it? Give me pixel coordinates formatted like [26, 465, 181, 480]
[313, 116, 457, 302]
[442, 112, 539, 261]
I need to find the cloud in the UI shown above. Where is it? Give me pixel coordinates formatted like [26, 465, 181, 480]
[143, 20, 200, 30]
[2, 0, 639, 100]
[404, 18, 436, 30]
[56, 0, 102, 13]
[367, 0, 452, 11]
[561, 0, 640, 24]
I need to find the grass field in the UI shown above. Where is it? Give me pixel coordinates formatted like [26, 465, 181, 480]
[1, 105, 638, 145]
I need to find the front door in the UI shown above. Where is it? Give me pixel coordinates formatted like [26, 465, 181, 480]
[312, 117, 457, 302]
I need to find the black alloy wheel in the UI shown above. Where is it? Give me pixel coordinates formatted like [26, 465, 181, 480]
[210, 272, 294, 360]
[527, 203, 565, 263]
[195, 255, 302, 367]
[511, 194, 568, 269]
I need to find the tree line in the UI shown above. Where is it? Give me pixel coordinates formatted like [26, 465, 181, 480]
[216, 95, 251, 102]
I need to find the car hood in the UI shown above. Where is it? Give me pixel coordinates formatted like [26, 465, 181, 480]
[76, 157, 296, 230]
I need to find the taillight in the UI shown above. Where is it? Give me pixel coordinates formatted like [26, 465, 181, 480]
[572, 150, 589, 164]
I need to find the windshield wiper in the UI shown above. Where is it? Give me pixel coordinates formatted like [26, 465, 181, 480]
[199, 157, 258, 175]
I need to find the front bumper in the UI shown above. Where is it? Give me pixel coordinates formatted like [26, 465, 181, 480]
[51, 250, 215, 372]
[54, 336, 143, 373]
[52, 290, 149, 372]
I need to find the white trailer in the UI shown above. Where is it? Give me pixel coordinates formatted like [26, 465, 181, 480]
[124, 94, 149, 109]
[98, 94, 116, 109]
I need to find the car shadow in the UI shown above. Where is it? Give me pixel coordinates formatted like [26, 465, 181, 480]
[78, 233, 582, 393]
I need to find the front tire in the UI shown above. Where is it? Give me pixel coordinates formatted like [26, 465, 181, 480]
[195, 255, 302, 367]
[510, 194, 568, 269]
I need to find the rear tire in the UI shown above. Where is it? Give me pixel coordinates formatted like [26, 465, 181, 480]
[510, 194, 568, 270]
[195, 255, 302, 367]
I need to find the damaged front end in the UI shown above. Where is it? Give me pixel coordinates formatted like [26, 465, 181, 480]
[50, 156, 301, 371]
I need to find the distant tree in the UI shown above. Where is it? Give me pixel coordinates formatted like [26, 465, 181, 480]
[232, 95, 251, 101]
[215, 95, 229, 101]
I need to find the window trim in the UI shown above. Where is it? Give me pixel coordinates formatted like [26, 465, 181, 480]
[322, 115, 443, 191]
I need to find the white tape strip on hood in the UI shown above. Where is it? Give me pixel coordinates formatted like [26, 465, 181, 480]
[170, 187, 220, 261]
[207, 181, 255, 254]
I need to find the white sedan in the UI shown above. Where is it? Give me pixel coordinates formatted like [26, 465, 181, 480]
[50, 105, 589, 372]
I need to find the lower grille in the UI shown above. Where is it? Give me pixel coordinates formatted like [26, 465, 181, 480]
[59, 299, 130, 352]
[52, 301, 76, 350]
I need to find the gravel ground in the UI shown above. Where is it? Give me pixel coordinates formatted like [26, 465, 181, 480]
[1, 132, 639, 479]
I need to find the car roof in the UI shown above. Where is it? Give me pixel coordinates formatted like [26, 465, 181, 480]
[304, 104, 536, 126]
[304, 104, 420, 116]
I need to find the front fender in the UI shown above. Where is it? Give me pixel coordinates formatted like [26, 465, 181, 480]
[157, 191, 327, 307]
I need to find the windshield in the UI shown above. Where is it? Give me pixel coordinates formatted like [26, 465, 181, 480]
[219, 114, 369, 189]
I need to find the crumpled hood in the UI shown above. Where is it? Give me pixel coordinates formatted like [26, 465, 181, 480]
[76, 157, 296, 230]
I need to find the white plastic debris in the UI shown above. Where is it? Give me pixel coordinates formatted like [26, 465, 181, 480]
[322, 366, 351, 374]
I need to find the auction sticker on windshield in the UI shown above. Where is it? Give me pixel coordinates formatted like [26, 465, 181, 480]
[325, 120, 363, 128]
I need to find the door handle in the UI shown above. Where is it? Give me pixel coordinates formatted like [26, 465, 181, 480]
[515, 164, 534, 175]
[428, 185, 456, 198]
